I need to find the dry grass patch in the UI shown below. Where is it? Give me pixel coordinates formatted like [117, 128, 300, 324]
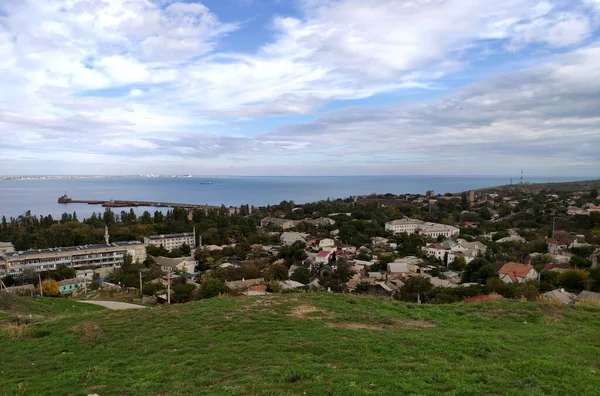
[326, 319, 436, 331]
[290, 304, 331, 319]
[3, 323, 29, 340]
[69, 322, 104, 343]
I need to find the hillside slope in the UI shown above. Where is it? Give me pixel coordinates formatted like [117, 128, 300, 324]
[1, 294, 600, 395]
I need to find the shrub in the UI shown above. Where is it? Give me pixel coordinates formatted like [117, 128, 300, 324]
[199, 279, 228, 299]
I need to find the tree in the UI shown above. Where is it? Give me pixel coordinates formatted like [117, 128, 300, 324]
[449, 256, 467, 272]
[558, 270, 589, 291]
[39, 279, 60, 297]
[199, 279, 228, 299]
[591, 189, 598, 199]
[398, 276, 433, 303]
[270, 263, 288, 281]
[335, 258, 354, 283]
[172, 283, 196, 302]
[462, 258, 496, 284]
[290, 267, 311, 285]
[569, 255, 592, 269]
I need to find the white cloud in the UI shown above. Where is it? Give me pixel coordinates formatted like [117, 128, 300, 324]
[0, 0, 598, 175]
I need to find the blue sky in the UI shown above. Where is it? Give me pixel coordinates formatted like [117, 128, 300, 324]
[0, 0, 599, 176]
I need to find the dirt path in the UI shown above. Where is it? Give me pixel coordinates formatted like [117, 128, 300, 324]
[80, 301, 147, 310]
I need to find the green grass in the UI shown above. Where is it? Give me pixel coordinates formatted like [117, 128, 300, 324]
[0, 293, 104, 320]
[1, 293, 600, 395]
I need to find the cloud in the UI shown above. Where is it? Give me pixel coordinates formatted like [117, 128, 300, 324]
[257, 44, 600, 173]
[0, 0, 599, 175]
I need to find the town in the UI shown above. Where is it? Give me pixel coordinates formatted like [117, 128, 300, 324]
[1, 182, 600, 306]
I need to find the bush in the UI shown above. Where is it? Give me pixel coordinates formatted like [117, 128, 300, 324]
[89, 280, 100, 291]
[172, 283, 196, 303]
[290, 267, 311, 285]
[558, 270, 589, 291]
[199, 279, 228, 299]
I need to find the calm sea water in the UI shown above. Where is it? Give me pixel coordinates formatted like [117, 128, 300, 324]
[0, 175, 580, 219]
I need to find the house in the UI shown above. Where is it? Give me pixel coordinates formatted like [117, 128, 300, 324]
[260, 217, 296, 230]
[219, 262, 240, 269]
[577, 291, 600, 304]
[304, 217, 336, 227]
[547, 238, 576, 255]
[318, 238, 336, 250]
[225, 278, 264, 291]
[335, 250, 355, 260]
[315, 250, 332, 264]
[280, 232, 307, 246]
[0, 241, 15, 254]
[281, 280, 308, 290]
[498, 262, 538, 284]
[567, 206, 585, 215]
[154, 256, 196, 273]
[58, 278, 84, 295]
[387, 257, 421, 275]
[246, 284, 268, 296]
[3, 284, 35, 296]
[541, 289, 577, 304]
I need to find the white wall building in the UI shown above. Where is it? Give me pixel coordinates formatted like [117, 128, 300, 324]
[385, 219, 459, 238]
[144, 232, 195, 251]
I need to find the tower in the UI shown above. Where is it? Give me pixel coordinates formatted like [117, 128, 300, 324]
[520, 170, 524, 185]
[104, 226, 110, 245]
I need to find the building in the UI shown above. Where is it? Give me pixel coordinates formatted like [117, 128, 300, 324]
[315, 250, 332, 264]
[425, 190, 435, 197]
[1, 240, 147, 278]
[318, 238, 336, 250]
[144, 232, 195, 251]
[384, 219, 459, 238]
[154, 256, 196, 273]
[498, 262, 538, 284]
[260, 217, 297, 230]
[567, 206, 586, 215]
[280, 232, 307, 246]
[0, 242, 15, 254]
[58, 278, 84, 295]
[468, 190, 475, 204]
[387, 256, 422, 275]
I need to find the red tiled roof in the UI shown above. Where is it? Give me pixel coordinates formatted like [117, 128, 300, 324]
[317, 250, 331, 257]
[335, 250, 354, 256]
[249, 285, 267, 292]
[499, 262, 534, 281]
[543, 263, 554, 271]
[464, 295, 505, 303]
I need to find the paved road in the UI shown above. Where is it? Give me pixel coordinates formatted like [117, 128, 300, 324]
[80, 301, 147, 310]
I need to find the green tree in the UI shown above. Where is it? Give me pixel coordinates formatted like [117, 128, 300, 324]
[335, 258, 354, 283]
[449, 256, 467, 272]
[569, 255, 592, 269]
[462, 258, 496, 284]
[199, 279, 228, 299]
[270, 263, 288, 281]
[398, 276, 433, 303]
[591, 189, 598, 199]
[172, 283, 196, 302]
[290, 267, 311, 285]
[558, 270, 589, 291]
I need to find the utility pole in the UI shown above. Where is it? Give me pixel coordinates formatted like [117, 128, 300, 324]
[552, 217, 557, 239]
[38, 273, 43, 297]
[167, 267, 171, 305]
[139, 270, 143, 297]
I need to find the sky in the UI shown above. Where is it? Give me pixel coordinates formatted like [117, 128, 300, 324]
[0, 0, 599, 177]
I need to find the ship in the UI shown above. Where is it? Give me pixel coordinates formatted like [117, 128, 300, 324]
[57, 194, 72, 204]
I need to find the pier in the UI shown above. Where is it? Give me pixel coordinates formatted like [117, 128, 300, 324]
[57, 195, 219, 211]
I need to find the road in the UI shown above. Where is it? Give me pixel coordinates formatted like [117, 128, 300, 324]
[80, 301, 147, 310]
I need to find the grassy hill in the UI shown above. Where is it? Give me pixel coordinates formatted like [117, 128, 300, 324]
[1, 293, 600, 395]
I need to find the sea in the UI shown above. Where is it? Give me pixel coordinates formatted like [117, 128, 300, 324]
[0, 175, 582, 219]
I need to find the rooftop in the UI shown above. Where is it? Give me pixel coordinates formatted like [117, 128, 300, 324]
[6, 241, 144, 259]
[147, 233, 193, 240]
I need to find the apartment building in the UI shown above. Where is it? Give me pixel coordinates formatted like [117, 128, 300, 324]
[144, 232, 196, 251]
[385, 219, 459, 238]
[1, 241, 147, 278]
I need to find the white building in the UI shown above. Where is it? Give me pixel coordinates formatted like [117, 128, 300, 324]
[144, 232, 195, 251]
[498, 262, 538, 284]
[423, 239, 486, 266]
[0, 242, 15, 254]
[385, 219, 459, 238]
[1, 241, 147, 278]
[154, 256, 196, 274]
[280, 232, 308, 246]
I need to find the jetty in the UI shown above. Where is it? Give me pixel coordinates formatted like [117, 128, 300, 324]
[57, 195, 219, 211]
